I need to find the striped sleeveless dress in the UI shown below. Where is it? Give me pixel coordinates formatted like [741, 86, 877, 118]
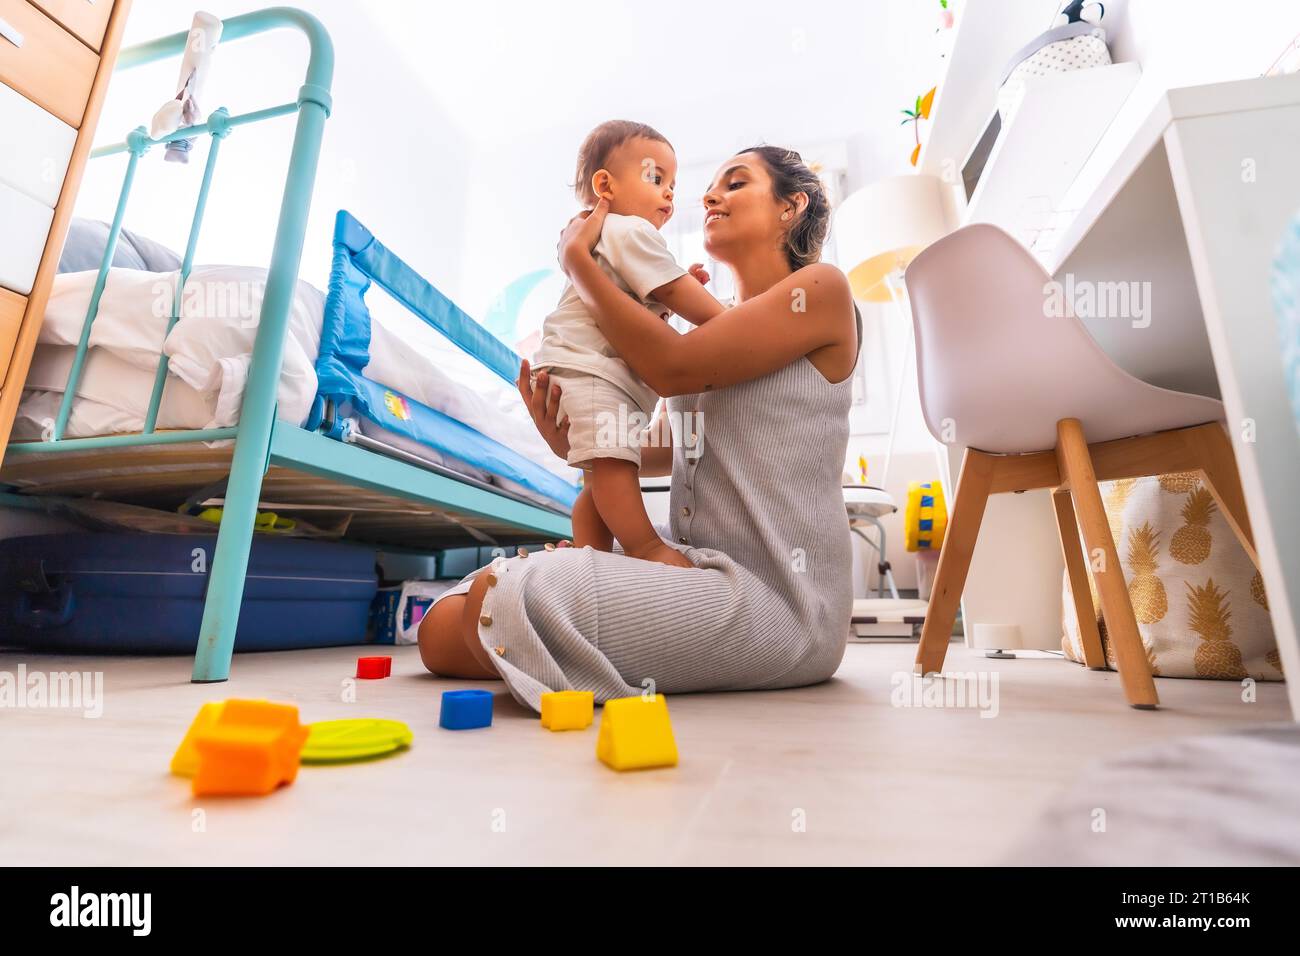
[431, 320, 858, 710]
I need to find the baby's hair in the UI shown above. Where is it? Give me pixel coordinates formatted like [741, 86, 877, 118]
[574, 120, 672, 207]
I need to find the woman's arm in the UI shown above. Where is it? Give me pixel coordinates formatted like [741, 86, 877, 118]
[561, 202, 852, 396]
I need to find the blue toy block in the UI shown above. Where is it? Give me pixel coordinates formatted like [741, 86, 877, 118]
[439, 689, 493, 730]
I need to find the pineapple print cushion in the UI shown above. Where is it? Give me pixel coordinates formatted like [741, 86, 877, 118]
[1061, 473, 1284, 681]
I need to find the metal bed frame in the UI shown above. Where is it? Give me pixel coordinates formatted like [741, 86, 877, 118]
[0, 8, 571, 682]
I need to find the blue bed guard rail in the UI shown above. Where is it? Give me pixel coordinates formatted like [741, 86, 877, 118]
[311, 211, 579, 508]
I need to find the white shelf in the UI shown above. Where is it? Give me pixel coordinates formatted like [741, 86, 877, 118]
[964, 62, 1141, 247]
[917, 0, 1060, 178]
[1047, 70, 1300, 274]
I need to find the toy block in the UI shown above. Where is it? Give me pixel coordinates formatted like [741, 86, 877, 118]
[540, 690, 594, 731]
[189, 699, 309, 796]
[170, 701, 226, 776]
[596, 694, 678, 771]
[439, 689, 493, 730]
[356, 656, 392, 679]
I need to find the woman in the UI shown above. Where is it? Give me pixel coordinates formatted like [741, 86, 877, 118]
[418, 146, 861, 708]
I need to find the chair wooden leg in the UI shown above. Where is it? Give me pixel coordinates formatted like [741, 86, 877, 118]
[1052, 490, 1106, 670]
[915, 449, 995, 676]
[1187, 422, 1258, 568]
[1055, 419, 1159, 709]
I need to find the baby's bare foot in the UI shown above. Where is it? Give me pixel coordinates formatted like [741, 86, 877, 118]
[627, 540, 694, 569]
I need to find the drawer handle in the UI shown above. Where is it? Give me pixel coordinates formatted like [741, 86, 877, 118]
[0, 17, 25, 49]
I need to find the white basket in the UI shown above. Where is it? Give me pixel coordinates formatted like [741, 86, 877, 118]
[998, 23, 1112, 123]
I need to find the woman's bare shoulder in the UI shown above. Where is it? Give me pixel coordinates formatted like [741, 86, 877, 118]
[793, 261, 850, 288]
[781, 263, 853, 319]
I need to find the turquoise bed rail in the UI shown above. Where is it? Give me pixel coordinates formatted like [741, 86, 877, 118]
[3, 7, 571, 681]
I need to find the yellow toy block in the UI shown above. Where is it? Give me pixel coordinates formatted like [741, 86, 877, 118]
[170, 700, 226, 777]
[540, 690, 594, 731]
[596, 694, 678, 771]
[176, 699, 309, 796]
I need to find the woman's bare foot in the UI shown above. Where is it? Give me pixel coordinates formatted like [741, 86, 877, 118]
[625, 539, 695, 569]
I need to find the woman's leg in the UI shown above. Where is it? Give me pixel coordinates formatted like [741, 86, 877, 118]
[417, 573, 501, 679]
[590, 457, 692, 568]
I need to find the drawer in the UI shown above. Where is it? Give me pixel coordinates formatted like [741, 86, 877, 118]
[29, 0, 112, 51]
[0, 179, 54, 295]
[0, 80, 75, 206]
[0, 286, 25, 373]
[0, 0, 98, 127]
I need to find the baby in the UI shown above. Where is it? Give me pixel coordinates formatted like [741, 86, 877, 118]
[532, 120, 725, 567]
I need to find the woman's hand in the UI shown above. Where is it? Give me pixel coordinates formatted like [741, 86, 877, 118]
[517, 359, 571, 461]
[557, 198, 610, 276]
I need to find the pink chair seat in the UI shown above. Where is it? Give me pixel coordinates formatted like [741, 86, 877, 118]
[905, 224, 1224, 454]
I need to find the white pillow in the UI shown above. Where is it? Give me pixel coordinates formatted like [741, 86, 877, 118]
[162, 265, 324, 426]
[23, 345, 216, 429]
[40, 266, 325, 427]
[40, 269, 175, 365]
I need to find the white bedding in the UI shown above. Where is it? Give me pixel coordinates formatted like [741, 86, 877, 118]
[23, 267, 578, 493]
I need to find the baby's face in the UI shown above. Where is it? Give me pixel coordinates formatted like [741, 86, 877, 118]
[598, 137, 677, 229]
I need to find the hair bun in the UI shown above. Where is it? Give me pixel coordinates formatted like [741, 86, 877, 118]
[739, 144, 831, 271]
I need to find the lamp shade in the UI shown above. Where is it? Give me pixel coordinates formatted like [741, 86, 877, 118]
[834, 175, 949, 302]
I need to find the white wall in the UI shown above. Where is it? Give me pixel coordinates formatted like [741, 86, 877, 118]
[1068, 0, 1300, 220]
[74, 0, 474, 296]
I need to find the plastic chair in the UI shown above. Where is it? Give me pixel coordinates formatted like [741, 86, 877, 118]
[904, 224, 1259, 709]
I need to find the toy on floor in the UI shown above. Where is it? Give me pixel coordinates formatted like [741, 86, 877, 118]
[596, 694, 678, 771]
[439, 689, 493, 730]
[301, 718, 413, 763]
[904, 480, 947, 551]
[540, 690, 594, 731]
[356, 656, 393, 679]
[171, 699, 309, 796]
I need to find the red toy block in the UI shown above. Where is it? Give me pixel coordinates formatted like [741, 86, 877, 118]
[356, 656, 392, 679]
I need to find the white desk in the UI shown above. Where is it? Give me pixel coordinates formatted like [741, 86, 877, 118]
[1021, 72, 1300, 715]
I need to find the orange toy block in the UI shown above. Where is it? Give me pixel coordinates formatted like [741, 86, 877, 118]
[186, 699, 309, 796]
[540, 690, 594, 731]
[170, 701, 226, 777]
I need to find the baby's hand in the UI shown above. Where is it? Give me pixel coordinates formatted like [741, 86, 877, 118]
[688, 263, 710, 286]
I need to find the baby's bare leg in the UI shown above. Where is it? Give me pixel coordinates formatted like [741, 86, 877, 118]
[589, 457, 693, 568]
[570, 482, 614, 551]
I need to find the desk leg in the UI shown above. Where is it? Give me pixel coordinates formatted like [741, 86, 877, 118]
[1166, 111, 1300, 718]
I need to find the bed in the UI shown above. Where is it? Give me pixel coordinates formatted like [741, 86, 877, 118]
[0, 8, 578, 681]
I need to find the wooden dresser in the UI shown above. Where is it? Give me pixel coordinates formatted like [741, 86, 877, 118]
[0, 0, 131, 467]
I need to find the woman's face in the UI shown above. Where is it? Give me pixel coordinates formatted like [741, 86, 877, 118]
[701, 152, 788, 265]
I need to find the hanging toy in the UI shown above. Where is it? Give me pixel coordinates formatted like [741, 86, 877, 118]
[150, 12, 222, 163]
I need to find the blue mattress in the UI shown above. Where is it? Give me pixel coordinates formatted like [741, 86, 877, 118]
[309, 211, 578, 509]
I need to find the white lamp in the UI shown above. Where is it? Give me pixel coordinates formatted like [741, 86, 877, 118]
[836, 174, 950, 302]
[834, 174, 949, 488]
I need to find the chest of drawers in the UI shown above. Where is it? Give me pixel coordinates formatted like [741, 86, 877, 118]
[0, 0, 130, 465]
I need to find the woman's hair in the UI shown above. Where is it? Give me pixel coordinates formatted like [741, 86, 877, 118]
[739, 145, 831, 271]
[574, 120, 671, 207]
